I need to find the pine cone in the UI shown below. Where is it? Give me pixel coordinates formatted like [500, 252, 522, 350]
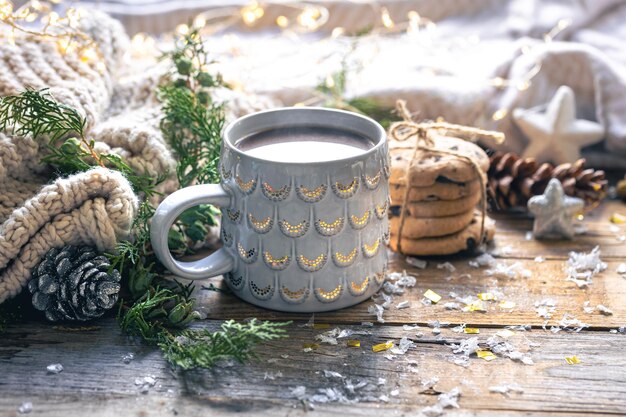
[487, 151, 608, 211]
[28, 245, 121, 322]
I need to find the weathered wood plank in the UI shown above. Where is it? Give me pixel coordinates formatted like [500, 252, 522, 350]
[1, 320, 625, 416]
[192, 256, 626, 328]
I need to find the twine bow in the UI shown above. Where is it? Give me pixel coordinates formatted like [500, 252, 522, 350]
[388, 100, 505, 254]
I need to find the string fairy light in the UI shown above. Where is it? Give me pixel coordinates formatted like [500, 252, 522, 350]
[1, 0, 572, 130]
[0, 0, 105, 71]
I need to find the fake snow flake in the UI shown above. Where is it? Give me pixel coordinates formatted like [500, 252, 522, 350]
[18, 402, 32, 414]
[421, 387, 462, 416]
[361, 321, 374, 327]
[378, 394, 390, 403]
[617, 263, 626, 275]
[471, 253, 496, 268]
[565, 355, 581, 365]
[534, 256, 545, 263]
[368, 304, 385, 323]
[122, 353, 134, 364]
[390, 337, 414, 355]
[323, 370, 343, 378]
[565, 246, 607, 288]
[377, 377, 387, 386]
[406, 257, 427, 269]
[396, 300, 410, 309]
[423, 289, 442, 304]
[535, 299, 557, 319]
[444, 302, 462, 310]
[552, 314, 589, 332]
[489, 384, 524, 396]
[596, 304, 613, 316]
[437, 262, 456, 273]
[390, 389, 400, 397]
[499, 300, 516, 309]
[496, 329, 516, 338]
[373, 291, 393, 308]
[403, 324, 419, 331]
[485, 262, 532, 279]
[383, 281, 405, 295]
[290, 386, 307, 400]
[264, 371, 283, 380]
[135, 376, 157, 393]
[46, 363, 63, 374]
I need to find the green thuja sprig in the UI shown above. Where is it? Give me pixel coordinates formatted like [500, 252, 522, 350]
[160, 319, 291, 370]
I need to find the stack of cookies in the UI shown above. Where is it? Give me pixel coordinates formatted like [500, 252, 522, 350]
[388, 134, 496, 255]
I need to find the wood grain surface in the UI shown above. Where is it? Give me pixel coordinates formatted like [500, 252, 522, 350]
[1, 200, 625, 417]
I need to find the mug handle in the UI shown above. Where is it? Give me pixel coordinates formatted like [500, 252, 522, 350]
[150, 184, 235, 280]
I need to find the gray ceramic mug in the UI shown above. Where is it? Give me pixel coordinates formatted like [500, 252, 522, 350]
[151, 107, 389, 312]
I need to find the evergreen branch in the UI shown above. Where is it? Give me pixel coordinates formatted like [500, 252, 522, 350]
[159, 319, 291, 370]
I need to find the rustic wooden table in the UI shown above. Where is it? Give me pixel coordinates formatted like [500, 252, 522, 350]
[1, 200, 625, 417]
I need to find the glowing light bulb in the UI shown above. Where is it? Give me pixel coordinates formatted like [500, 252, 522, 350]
[276, 15, 288, 28]
[298, 6, 321, 30]
[492, 109, 508, 121]
[176, 23, 189, 35]
[193, 14, 206, 28]
[381, 7, 394, 28]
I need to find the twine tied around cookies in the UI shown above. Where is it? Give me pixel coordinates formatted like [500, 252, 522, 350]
[388, 100, 505, 254]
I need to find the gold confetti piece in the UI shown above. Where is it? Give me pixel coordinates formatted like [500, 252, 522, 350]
[477, 292, 496, 301]
[423, 289, 442, 304]
[610, 213, 626, 224]
[372, 341, 394, 353]
[303, 343, 320, 350]
[347, 339, 361, 348]
[313, 323, 330, 329]
[496, 329, 516, 338]
[464, 328, 480, 334]
[565, 355, 581, 365]
[499, 301, 516, 309]
[463, 300, 486, 312]
[476, 350, 497, 361]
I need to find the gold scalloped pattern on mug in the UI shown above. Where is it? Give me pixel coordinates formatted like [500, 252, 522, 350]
[249, 280, 274, 300]
[331, 177, 359, 199]
[362, 238, 381, 258]
[280, 285, 310, 304]
[226, 272, 244, 290]
[374, 200, 389, 219]
[296, 184, 327, 203]
[332, 247, 358, 267]
[297, 253, 327, 272]
[374, 271, 386, 285]
[262, 182, 290, 201]
[349, 276, 370, 296]
[236, 175, 257, 194]
[349, 210, 371, 230]
[315, 284, 343, 303]
[315, 217, 344, 236]
[226, 209, 241, 223]
[363, 171, 382, 190]
[221, 227, 233, 247]
[248, 213, 273, 234]
[279, 219, 309, 238]
[263, 251, 291, 270]
[220, 164, 232, 180]
[238, 243, 258, 263]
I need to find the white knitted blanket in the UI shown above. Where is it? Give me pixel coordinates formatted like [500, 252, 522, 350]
[0, 11, 276, 304]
